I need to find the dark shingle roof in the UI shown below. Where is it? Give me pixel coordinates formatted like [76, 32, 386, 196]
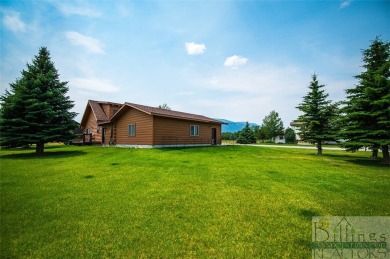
[124, 102, 225, 124]
[89, 100, 109, 121]
[84, 100, 225, 125]
[81, 100, 123, 126]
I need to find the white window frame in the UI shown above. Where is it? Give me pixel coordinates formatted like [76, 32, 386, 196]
[190, 125, 199, 136]
[128, 124, 136, 136]
[85, 128, 91, 134]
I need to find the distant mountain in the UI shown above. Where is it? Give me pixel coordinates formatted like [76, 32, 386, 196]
[216, 119, 260, 133]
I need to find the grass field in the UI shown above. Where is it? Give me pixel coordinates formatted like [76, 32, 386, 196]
[1, 145, 389, 258]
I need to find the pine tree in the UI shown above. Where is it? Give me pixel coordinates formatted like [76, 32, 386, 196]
[296, 74, 338, 155]
[257, 126, 267, 143]
[0, 47, 77, 154]
[340, 37, 390, 163]
[261, 110, 284, 141]
[237, 122, 256, 144]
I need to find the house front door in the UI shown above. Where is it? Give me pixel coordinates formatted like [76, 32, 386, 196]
[211, 128, 217, 145]
[102, 128, 106, 144]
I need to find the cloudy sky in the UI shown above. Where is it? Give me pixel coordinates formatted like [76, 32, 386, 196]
[1, 0, 389, 126]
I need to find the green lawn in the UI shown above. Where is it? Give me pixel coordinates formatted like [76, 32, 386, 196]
[1, 145, 389, 258]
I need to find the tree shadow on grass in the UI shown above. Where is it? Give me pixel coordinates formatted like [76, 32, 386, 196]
[299, 208, 321, 220]
[311, 153, 388, 168]
[0, 150, 86, 160]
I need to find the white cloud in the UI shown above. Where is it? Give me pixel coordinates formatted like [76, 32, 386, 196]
[224, 55, 248, 68]
[65, 31, 104, 54]
[206, 65, 306, 95]
[340, 0, 353, 9]
[70, 78, 119, 92]
[185, 42, 206, 55]
[56, 3, 100, 17]
[2, 11, 26, 32]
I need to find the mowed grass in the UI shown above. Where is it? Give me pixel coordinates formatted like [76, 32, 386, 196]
[1, 145, 389, 258]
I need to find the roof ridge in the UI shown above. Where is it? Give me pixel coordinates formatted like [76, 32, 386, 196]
[125, 102, 208, 117]
[124, 102, 225, 124]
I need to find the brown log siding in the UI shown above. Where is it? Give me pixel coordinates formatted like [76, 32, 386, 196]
[152, 116, 221, 145]
[114, 108, 153, 145]
[83, 110, 102, 143]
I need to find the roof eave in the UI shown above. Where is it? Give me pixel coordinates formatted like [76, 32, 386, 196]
[151, 113, 226, 124]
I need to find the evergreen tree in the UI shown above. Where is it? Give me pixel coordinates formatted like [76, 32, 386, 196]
[284, 127, 296, 144]
[261, 110, 284, 141]
[252, 125, 260, 140]
[296, 74, 338, 155]
[340, 37, 390, 163]
[237, 122, 256, 144]
[257, 126, 267, 143]
[0, 47, 77, 154]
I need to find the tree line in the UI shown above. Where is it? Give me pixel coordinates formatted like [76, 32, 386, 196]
[222, 37, 389, 164]
[222, 111, 296, 144]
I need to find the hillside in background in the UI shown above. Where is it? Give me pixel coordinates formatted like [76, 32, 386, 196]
[217, 119, 259, 133]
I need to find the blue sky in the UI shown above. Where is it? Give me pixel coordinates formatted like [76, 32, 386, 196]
[1, 0, 389, 126]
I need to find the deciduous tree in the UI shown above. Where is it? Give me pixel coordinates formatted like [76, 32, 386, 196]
[157, 103, 171, 110]
[261, 110, 284, 141]
[284, 127, 296, 144]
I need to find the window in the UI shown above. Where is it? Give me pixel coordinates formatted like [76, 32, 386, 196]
[190, 125, 199, 136]
[85, 128, 90, 134]
[128, 124, 136, 136]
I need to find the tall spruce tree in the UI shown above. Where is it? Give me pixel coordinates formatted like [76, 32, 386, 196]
[296, 74, 338, 155]
[340, 37, 390, 163]
[0, 47, 77, 154]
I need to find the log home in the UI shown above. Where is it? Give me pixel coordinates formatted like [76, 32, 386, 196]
[80, 100, 225, 147]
